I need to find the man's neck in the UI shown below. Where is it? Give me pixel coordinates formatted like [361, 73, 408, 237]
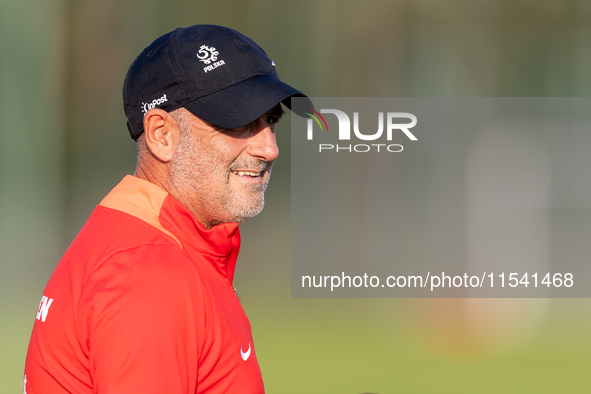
[133, 164, 217, 229]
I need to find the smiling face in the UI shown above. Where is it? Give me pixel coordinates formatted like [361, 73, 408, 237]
[169, 105, 283, 228]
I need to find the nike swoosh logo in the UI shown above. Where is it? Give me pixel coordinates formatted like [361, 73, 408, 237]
[240, 343, 251, 361]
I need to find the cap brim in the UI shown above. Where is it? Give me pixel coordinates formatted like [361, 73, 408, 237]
[183, 75, 313, 129]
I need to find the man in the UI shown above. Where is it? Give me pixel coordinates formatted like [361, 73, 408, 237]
[24, 24, 311, 393]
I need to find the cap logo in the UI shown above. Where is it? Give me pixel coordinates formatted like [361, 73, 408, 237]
[197, 44, 226, 74]
[141, 93, 168, 114]
[197, 45, 219, 64]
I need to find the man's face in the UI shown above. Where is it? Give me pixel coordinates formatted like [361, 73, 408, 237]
[169, 105, 283, 228]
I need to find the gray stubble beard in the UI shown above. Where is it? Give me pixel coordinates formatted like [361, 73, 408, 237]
[223, 161, 274, 224]
[169, 119, 273, 226]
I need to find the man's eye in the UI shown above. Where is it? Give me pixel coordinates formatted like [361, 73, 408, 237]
[266, 116, 279, 125]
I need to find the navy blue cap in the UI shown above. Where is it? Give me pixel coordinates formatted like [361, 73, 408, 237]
[123, 24, 313, 140]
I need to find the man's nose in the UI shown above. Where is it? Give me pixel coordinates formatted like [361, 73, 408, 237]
[247, 119, 279, 162]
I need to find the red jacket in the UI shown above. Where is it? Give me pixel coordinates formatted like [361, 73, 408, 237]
[24, 175, 264, 393]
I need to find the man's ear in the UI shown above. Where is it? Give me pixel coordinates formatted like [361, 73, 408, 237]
[142, 108, 180, 162]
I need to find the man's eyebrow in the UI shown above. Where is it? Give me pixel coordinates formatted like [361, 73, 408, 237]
[268, 105, 286, 119]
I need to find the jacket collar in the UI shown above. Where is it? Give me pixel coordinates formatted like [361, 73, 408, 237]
[100, 175, 240, 281]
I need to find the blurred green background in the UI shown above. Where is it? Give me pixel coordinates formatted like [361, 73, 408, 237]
[2, 0, 591, 392]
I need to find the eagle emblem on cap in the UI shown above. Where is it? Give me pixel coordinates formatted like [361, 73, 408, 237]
[197, 45, 219, 65]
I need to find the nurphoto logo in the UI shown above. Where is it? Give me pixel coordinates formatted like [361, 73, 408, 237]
[306, 108, 417, 153]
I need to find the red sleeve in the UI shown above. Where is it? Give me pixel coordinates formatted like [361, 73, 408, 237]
[79, 244, 204, 393]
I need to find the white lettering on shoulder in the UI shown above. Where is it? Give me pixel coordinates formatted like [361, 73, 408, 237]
[35, 295, 54, 322]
